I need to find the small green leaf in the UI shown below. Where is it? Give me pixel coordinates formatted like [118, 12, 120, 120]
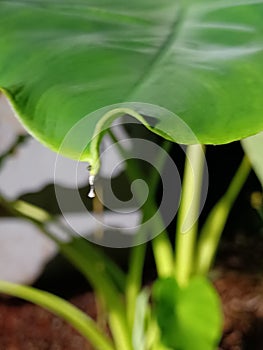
[153, 277, 222, 350]
[153, 277, 180, 349]
[242, 132, 263, 188]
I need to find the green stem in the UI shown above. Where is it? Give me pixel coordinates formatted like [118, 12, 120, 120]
[142, 188, 173, 277]
[88, 108, 173, 175]
[174, 145, 205, 286]
[0, 196, 51, 223]
[196, 155, 251, 275]
[126, 243, 147, 329]
[152, 232, 173, 277]
[0, 281, 114, 350]
[0, 195, 61, 245]
[146, 140, 174, 277]
[12, 199, 53, 222]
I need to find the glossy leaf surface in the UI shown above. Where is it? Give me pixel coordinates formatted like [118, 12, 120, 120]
[153, 277, 222, 350]
[0, 0, 263, 160]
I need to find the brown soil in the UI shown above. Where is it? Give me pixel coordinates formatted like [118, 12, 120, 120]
[1, 235, 263, 350]
[215, 232, 263, 350]
[0, 293, 95, 350]
[216, 270, 263, 350]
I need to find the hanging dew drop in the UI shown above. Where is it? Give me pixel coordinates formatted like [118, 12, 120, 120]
[88, 186, 95, 198]
[88, 174, 96, 198]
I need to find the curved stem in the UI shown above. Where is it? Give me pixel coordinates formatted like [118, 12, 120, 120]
[0, 281, 115, 350]
[88, 108, 173, 175]
[196, 155, 251, 275]
[174, 145, 205, 286]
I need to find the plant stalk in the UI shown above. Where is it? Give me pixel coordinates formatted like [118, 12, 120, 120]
[174, 145, 205, 286]
[126, 243, 147, 329]
[196, 155, 251, 275]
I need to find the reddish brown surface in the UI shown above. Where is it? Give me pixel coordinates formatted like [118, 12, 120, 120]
[0, 272, 263, 350]
[0, 294, 96, 350]
[216, 270, 263, 350]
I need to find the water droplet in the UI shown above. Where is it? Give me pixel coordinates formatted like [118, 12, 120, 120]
[88, 174, 96, 198]
[88, 187, 95, 198]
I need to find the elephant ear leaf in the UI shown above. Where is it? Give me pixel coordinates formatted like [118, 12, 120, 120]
[0, 0, 263, 162]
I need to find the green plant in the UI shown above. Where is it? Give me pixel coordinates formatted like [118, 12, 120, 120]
[0, 1, 263, 349]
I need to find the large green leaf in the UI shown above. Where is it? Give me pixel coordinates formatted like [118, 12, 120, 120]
[1, 0, 263, 163]
[153, 277, 222, 350]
